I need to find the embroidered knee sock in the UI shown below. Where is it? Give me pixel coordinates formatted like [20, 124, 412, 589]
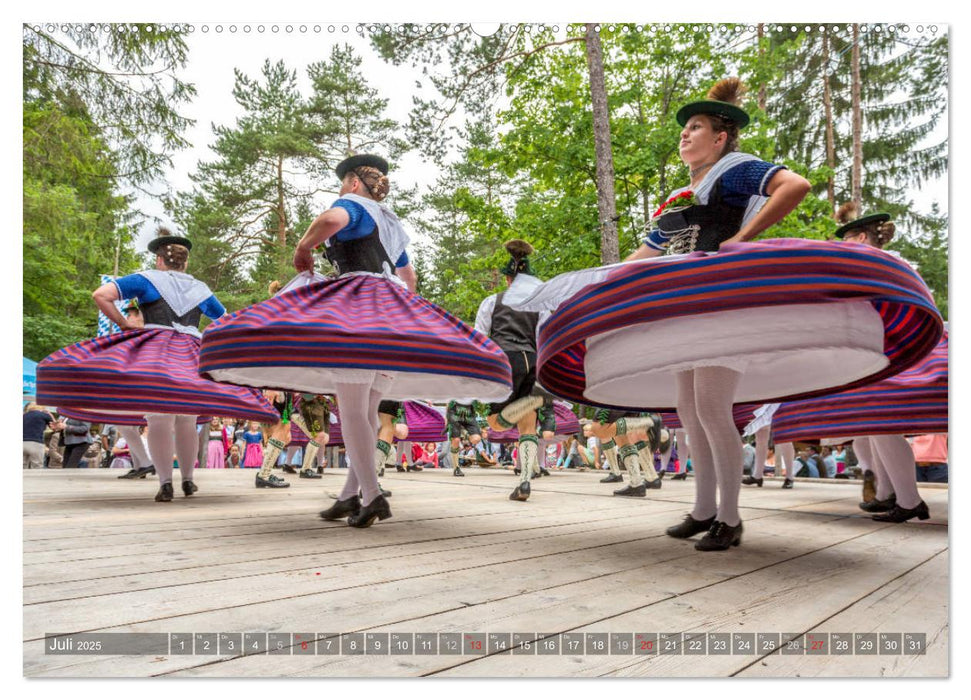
[374, 439, 391, 476]
[496, 395, 544, 429]
[303, 440, 320, 471]
[620, 444, 644, 487]
[518, 434, 539, 484]
[601, 439, 620, 475]
[636, 440, 659, 481]
[615, 415, 654, 436]
[259, 438, 287, 479]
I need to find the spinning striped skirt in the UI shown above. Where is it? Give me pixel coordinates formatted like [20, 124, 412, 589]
[198, 274, 512, 402]
[520, 239, 942, 411]
[37, 328, 278, 422]
[771, 333, 948, 443]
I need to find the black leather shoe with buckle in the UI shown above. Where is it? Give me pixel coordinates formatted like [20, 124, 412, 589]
[347, 495, 392, 528]
[320, 495, 361, 520]
[155, 482, 174, 502]
[695, 520, 743, 551]
[666, 513, 715, 539]
[872, 501, 930, 523]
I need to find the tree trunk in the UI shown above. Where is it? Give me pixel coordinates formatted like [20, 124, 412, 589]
[822, 28, 836, 211]
[277, 155, 288, 270]
[757, 24, 767, 111]
[851, 24, 863, 212]
[584, 23, 620, 265]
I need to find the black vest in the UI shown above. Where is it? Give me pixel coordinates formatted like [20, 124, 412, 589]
[139, 297, 203, 329]
[324, 228, 394, 275]
[656, 181, 746, 253]
[490, 291, 539, 353]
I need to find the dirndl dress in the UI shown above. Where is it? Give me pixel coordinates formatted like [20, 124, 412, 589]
[513, 239, 943, 411]
[198, 271, 512, 403]
[36, 271, 278, 424]
[770, 332, 948, 443]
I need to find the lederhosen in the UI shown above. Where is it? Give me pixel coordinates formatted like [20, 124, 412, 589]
[537, 404, 557, 434]
[488, 291, 540, 414]
[446, 401, 480, 440]
[657, 181, 746, 254]
[296, 393, 332, 436]
[378, 400, 407, 425]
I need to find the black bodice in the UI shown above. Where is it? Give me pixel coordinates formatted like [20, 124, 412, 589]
[656, 181, 746, 253]
[324, 228, 394, 275]
[139, 297, 202, 329]
[490, 291, 540, 353]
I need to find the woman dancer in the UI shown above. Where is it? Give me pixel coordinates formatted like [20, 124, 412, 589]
[513, 79, 941, 550]
[37, 228, 278, 501]
[768, 207, 947, 522]
[199, 154, 511, 527]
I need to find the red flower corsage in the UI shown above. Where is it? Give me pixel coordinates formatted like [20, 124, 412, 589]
[652, 190, 698, 219]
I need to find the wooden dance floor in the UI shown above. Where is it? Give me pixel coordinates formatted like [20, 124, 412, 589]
[23, 468, 948, 678]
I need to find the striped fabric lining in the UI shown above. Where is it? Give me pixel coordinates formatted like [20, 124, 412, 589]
[771, 334, 948, 442]
[37, 328, 278, 423]
[536, 239, 942, 410]
[198, 274, 511, 393]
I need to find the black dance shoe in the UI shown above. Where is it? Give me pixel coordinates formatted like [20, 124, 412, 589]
[695, 520, 743, 551]
[509, 481, 531, 501]
[657, 470, 666, 480]
[396, 464, 407, 472]
[154, 482, 174, 502]
[255, 473, 290, 488]
[666, 513, 716, 539]
[406, 464, 423, 472]
[782, 478, 794, 489]
[117, 468, 138, 479]
[613, 483, 646, 498]
[859, 494, 896, 513]
[645, 478, 662, 489]
[600, 473, 624, 483]
[316, 466, 324, 475]
[872, 501, 930, 523]
[182, 480, 198, 497]
[539, 467, 551, 477]
[377, 483, 392, 498]
[347, 495, 392, 528]
[124, 464, 155, 479]
[299, 468, 322, 479]
[453, 467, 465, 477]
[282, 465, 298, 474]
[320, 495, 361, 521]
[742, 475, 763, 487]
[671, 472, 688, 481]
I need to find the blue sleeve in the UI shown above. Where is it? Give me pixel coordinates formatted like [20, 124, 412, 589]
[395, 250, 409, 268]
[331, 199, 377, 241]
[721, 160, 787, 198]
[643, 228, 670, 252]
[113, 273, 158, 303]
[199, 295, 226, 320]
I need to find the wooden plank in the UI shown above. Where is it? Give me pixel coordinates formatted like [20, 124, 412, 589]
[734, 549, 948, 677]
[22, 471, 948, 678]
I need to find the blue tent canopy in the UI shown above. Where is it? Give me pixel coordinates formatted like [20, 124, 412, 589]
[23, 357, 37, 399]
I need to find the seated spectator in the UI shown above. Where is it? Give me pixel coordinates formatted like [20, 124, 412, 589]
[819, 446, 837, 478]
[578, 422, 601, 469]
[910, 433, 948, 483]
[226, 444, 243, 469]
[109, 435, 134, 470]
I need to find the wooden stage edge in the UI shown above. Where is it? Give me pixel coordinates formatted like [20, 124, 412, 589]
[23, 468, 949, 678]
